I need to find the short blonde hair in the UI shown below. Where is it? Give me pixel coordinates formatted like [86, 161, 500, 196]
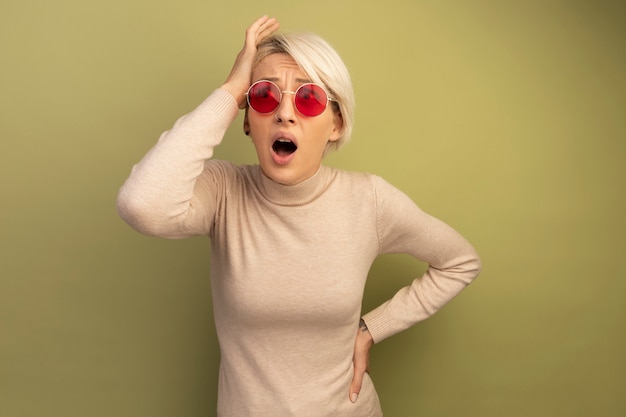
[253, 32, 355, 151]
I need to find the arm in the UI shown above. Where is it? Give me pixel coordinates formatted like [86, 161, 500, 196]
[363, 176, 482, 343]
[350, 176, 481, 401]
[116, 16, 280, 238]
[116, 90, 239, 238]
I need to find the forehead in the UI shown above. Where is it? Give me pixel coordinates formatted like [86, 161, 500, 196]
[252, 53, 307, 81]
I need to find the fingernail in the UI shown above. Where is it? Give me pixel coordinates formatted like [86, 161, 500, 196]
[351, 393, 358, 403]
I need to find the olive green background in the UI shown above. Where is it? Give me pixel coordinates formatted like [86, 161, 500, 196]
[1, 0, 624, 416]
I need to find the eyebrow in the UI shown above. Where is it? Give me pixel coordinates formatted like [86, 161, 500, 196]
[260, 77, 313, 84]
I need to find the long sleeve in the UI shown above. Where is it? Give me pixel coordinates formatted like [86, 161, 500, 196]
[362, 176, 482, 343]
[116, 89, 240, 238]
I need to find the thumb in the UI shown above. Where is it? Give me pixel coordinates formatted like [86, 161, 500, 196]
[350, 344, 370, 403]
[350, 320, 373, 403]
[350, 362, 366, 403]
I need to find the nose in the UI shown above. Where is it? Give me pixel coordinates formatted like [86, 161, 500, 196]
[275, 91, 296, 124]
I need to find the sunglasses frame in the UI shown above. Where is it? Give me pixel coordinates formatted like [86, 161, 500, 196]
[245, 80, 334, 117]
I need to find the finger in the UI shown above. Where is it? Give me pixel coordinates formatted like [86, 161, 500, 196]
[242, 16, 268, 49]
[254, 15, 275, 33]
[350, 347, 369, 403]
[259, 17, 280, 36]
[249, 15, 270, 33]
[256, 18, 280, 43]
[349, 361, 366, 403]
[245, 16, 278, 47]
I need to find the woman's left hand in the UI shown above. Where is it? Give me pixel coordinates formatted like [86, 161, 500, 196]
[350, 321, 373, 402]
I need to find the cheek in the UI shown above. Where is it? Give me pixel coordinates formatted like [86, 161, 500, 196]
[315, 116, 339, 140]
[248, 113, 271, 133]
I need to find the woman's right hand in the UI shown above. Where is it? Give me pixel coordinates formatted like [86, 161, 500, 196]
[221, 16, 280, 108]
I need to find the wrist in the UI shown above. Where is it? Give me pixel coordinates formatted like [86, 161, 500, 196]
[358, 318, 374, 346]
[359, 318, 368, 332]
[220, 82, 248, 109]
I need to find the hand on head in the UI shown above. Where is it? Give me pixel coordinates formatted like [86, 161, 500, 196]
[222, 16, 281, 108]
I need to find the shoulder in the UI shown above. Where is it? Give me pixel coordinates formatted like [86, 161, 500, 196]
[203, 159, 240, 177]
[329, 167, 406, 200]
[339, 170, 424, 223]
[325, 168, 419, 220]
[202, 160, 259, 182]
[328, 167, 382, 189]
[197, 160, 253, 195]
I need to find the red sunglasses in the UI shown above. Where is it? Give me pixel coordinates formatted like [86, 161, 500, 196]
[245, 80, 334, 117]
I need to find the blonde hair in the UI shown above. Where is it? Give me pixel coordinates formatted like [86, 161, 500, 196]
[253, 32, 355, 151]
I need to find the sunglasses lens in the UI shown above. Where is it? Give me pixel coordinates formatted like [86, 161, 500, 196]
[248, 81, 280, 113]
[295, 84, 328, 116]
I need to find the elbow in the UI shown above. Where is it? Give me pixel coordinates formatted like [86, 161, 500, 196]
[116, 186, 163, 237]
[468, 250, 482, 283]
[453, 248, 482, 286]
[116, 186, 193, 239]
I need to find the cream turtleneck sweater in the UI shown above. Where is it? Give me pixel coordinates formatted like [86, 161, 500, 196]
[117, 89, 481, 416]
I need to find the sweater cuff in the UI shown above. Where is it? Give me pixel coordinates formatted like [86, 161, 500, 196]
[206, 88, 240, 123]
[361, 302, 397, 344]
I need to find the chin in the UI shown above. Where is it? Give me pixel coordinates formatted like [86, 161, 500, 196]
[259, 165, 291, 185]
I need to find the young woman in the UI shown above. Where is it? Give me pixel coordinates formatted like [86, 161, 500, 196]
[117, 16, 481, 417]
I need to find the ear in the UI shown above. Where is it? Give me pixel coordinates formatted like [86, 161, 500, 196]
[243, 108, 250, 136]
[328, 111, 343, 143]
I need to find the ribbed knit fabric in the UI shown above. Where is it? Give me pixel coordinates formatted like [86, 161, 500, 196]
[117, 89, 481, 416]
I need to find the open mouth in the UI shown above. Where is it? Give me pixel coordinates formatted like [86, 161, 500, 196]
[272, 138, 298, 156]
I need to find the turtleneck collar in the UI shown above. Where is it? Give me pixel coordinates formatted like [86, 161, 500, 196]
[248, 165, 335, 207]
